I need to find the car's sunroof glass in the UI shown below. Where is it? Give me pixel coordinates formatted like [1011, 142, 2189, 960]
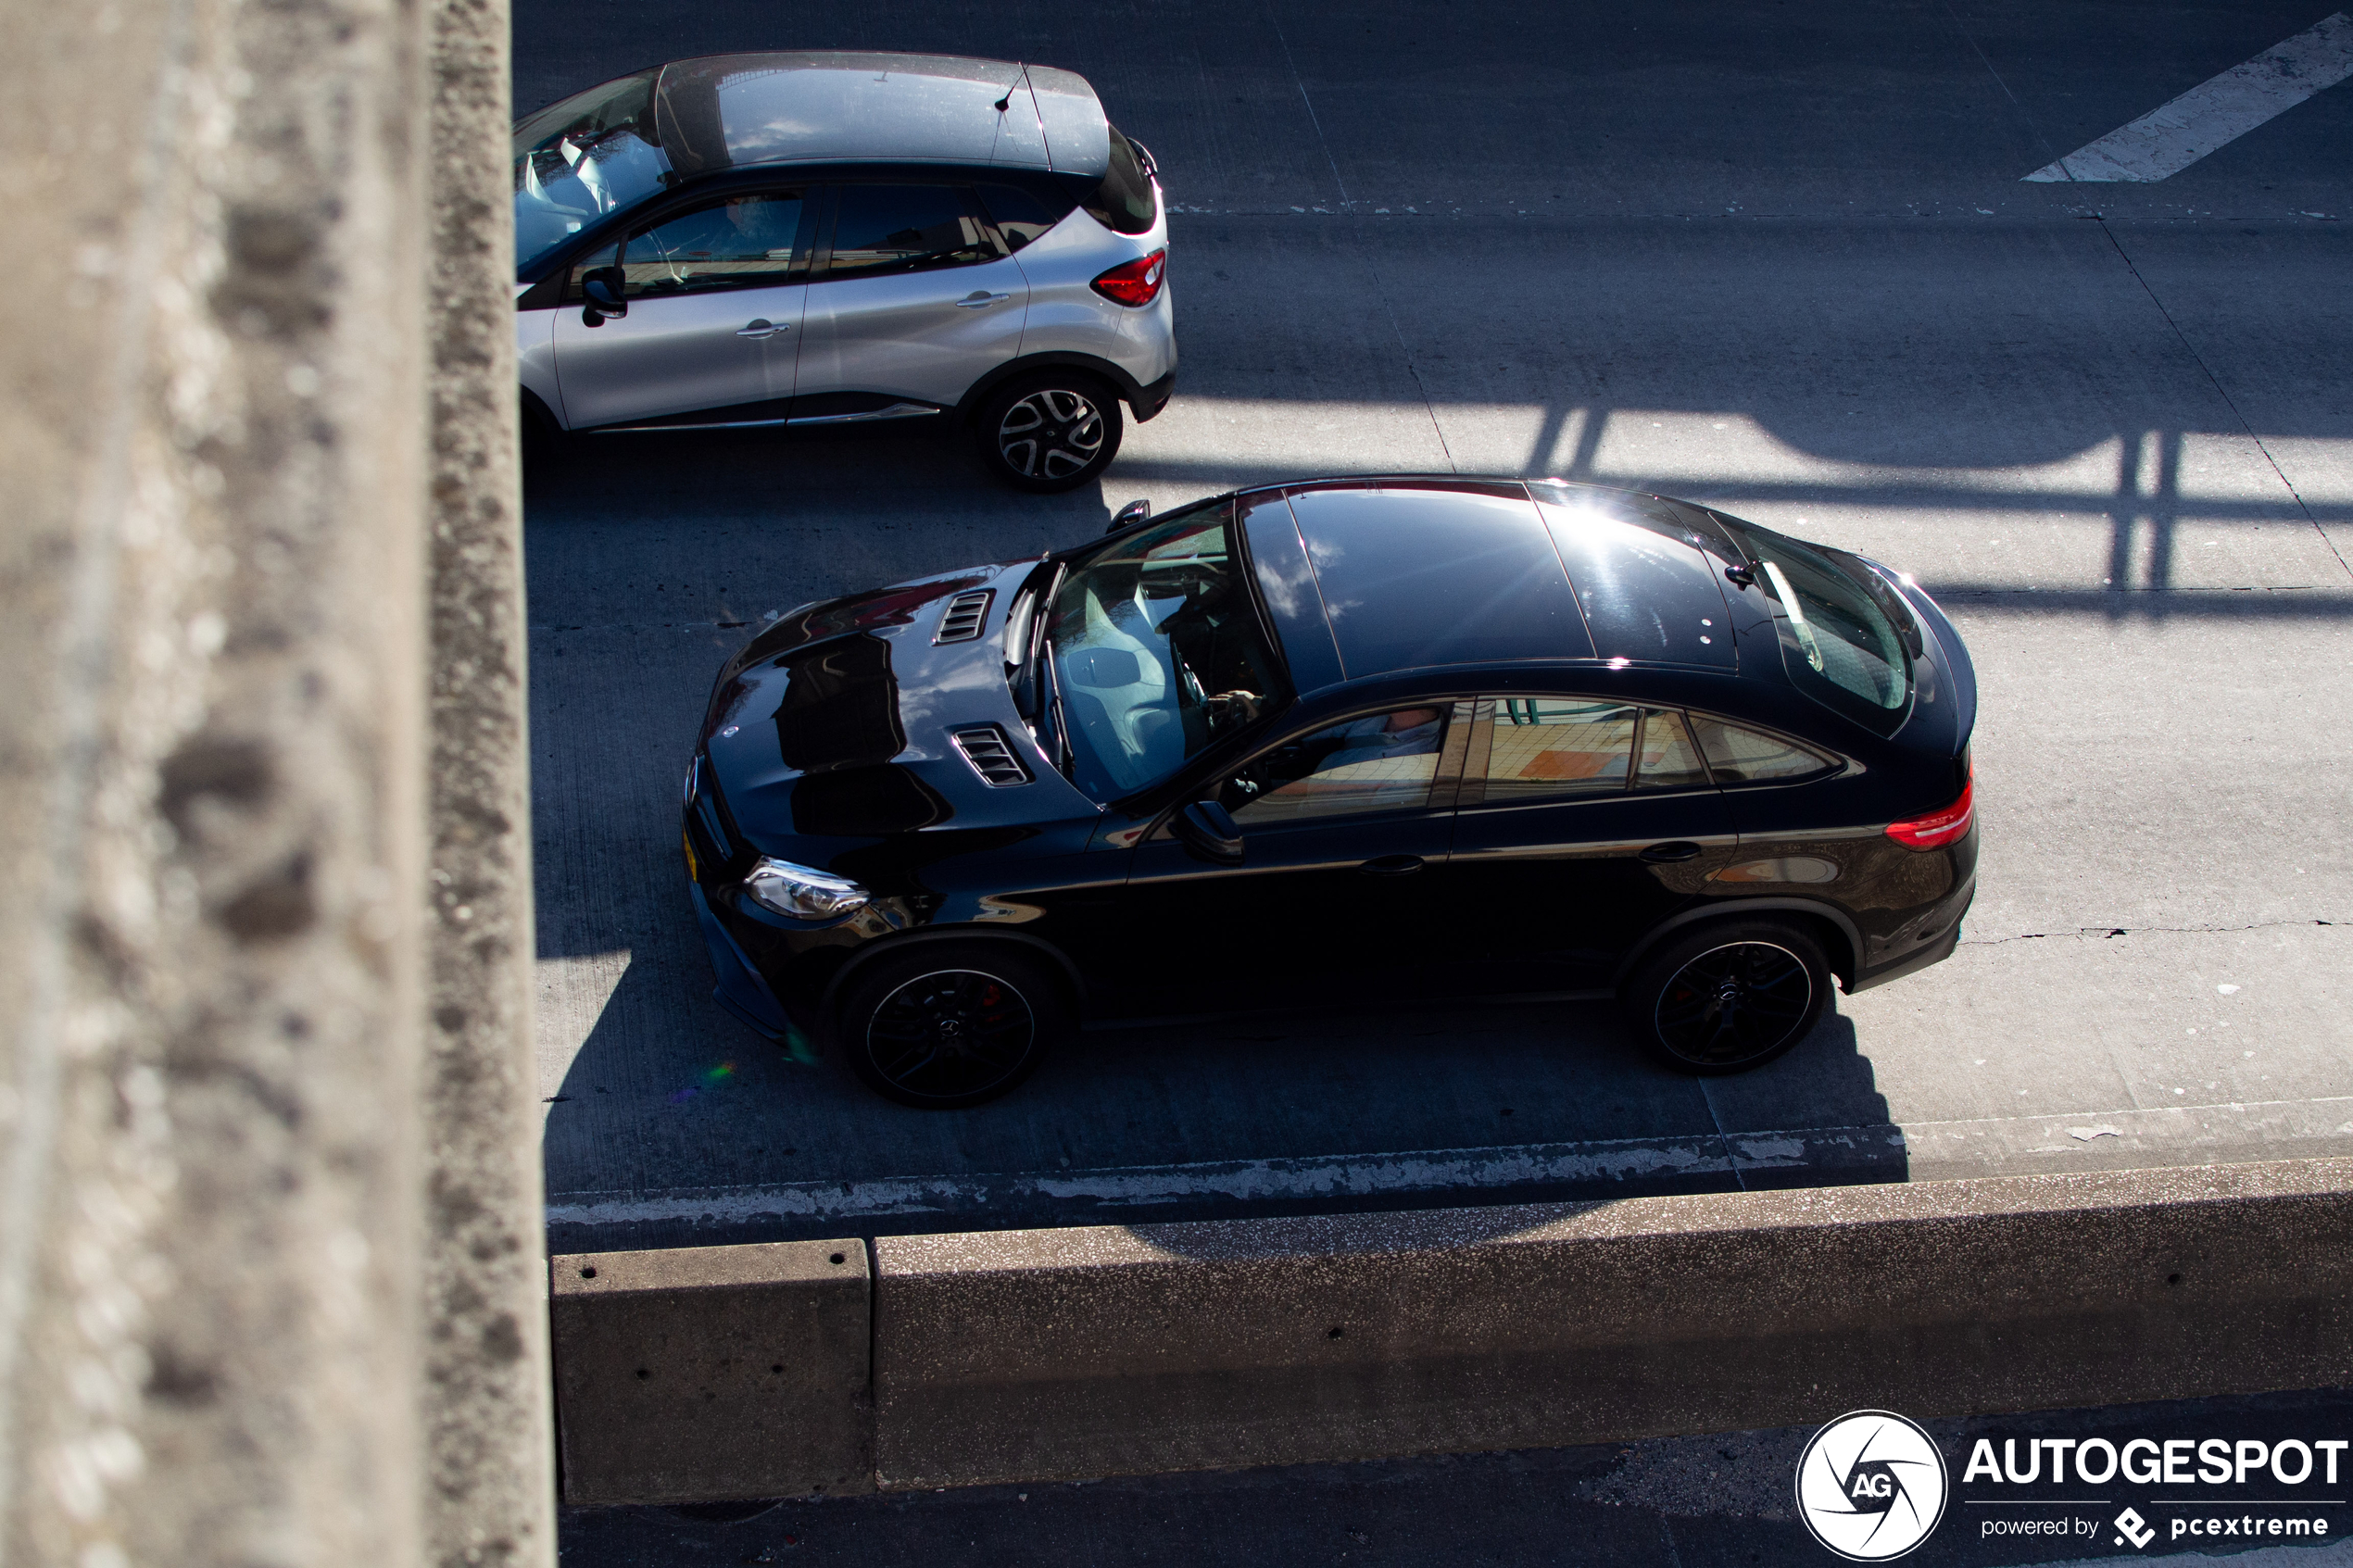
[513, 70, 672, 274]
[1534, 496, 1735, 671]
[1286, 486, 1591, 675]
[1046, 506, 1291, 800]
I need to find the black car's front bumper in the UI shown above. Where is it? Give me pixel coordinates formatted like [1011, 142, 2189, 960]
[687, 880, 790, 1040]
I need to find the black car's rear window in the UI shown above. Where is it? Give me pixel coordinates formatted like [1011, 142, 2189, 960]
[1712, 514, 1913, 736]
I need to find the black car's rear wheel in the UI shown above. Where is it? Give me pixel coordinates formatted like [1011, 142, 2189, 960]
[1623, 919, 1831, 1073]
[837, 945, 1067, 1108]
[975, 374, 1124, 493]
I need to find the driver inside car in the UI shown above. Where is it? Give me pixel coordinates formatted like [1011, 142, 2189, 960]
[1324, 706, 1444, 764]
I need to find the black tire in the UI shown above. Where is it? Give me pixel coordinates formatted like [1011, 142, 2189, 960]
[520, 393, 564, 470]
[1622, 918, 1831, 1074]
[975, 374, 1124, 493]
[836, 944, 1068, 1108]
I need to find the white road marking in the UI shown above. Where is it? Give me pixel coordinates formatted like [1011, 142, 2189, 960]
[2024, 12, 2353, 182]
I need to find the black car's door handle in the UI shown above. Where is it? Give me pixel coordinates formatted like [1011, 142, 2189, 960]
[1639, 841, 1704, 863]
[1359, 854, 1425, 876]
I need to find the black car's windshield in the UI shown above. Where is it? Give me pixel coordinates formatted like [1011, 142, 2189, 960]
[1043, 504, 1291, 799]
[513, 70, 672, 275]
[1715, 514, 1913, 735]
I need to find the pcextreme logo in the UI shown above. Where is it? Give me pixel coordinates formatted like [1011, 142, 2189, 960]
[1796, 1411, 1952, 1562]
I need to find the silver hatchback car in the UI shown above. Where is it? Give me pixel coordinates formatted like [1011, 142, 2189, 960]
[512, 53, 1176, 492]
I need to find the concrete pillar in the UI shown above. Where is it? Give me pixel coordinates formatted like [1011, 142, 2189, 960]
[0, 0, 549, 1556]
[421, 0, 558, 1559]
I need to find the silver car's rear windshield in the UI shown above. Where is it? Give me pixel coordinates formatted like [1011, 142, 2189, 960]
[1716, 516, 1916, 736]
[513, 71, 672, 274]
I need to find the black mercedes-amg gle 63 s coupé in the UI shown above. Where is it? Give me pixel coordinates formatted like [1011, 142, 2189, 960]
[682, 476, 1978, 1107]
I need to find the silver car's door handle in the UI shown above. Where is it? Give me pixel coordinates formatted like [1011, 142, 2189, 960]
[954, 292, 1012, 308]
[736, 320, 788, 338]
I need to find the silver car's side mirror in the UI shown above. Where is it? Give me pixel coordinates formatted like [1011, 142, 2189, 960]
[1107, 498, 1151, 534]
[580, 269, 629, 327]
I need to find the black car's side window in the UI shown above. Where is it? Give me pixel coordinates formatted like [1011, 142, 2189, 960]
[1635, 709, 1712, 791]
[1219, 706, 1453, 826]
[1478, 698, 1638, 801]
[567, 192, 812, 302]
[822, 185, 1000, 282]
[1468, 699, 1718, 804]
[1686, 715, 1836, 784]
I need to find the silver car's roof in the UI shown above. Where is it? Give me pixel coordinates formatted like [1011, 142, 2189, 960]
[651, 52, 1111, 179]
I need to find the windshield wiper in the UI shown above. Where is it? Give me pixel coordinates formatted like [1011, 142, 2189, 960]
[1038, 630, 1075, 780]
[1010, 562, 1063, 721]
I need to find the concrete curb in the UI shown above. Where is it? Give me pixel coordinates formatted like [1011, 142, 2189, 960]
[551, 1158, 2353, 1503]
[551, 1241, 874, 1505]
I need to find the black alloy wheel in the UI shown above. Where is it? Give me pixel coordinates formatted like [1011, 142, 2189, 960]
[1623, 919, 1831, 1073]
[977, 375, 1124, 493]
[837, 946, 1065, 1108]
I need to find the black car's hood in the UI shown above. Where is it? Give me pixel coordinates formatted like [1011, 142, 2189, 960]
[700, 562, 1098, 848]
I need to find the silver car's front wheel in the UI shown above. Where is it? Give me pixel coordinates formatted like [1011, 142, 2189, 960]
[978, 377, 1124, 493]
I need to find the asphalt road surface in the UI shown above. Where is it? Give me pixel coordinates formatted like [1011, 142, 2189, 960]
[560, 1387, 2353, 1568]
[522, 0, 2351, 1251]
[522, 1, 2353, 1558]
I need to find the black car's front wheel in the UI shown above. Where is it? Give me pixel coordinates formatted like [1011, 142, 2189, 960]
[836, 945, 1068, 1108]
[975, 375, 1124, 493]
[1623, 919, 1831, 1073]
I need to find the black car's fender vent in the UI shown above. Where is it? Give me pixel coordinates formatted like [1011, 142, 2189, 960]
[933, 590, 994, 646]
[951, 725, 1032, 787]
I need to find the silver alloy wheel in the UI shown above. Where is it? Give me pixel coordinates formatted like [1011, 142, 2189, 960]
[995, 388, 1105, 480]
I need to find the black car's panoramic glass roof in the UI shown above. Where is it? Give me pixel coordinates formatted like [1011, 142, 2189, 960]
[1537, 497, 1737, 671]
[1283, 487, 1592, 677]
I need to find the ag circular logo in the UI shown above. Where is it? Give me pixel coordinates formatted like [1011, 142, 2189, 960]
[1795, 1410, 1950, 1561]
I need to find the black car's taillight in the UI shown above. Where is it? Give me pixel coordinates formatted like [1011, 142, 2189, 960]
[1887, 771, 1974, 851]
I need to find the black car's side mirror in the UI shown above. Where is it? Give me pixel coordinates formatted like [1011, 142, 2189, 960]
[580, 268, 628, 326]
[1107, 498, 1151, 534]
[1173, 799, 1244, 865]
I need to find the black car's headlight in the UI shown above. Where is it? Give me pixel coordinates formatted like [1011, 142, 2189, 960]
[742, 857, 869, 921]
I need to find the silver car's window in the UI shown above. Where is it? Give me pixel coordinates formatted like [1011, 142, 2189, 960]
[974, 183, 1072, 252]
[1047, 506, 1290, 800]
[512, 71, 671, 274]
[614, 193, 808, 297]
[824, 187, 999, 282]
